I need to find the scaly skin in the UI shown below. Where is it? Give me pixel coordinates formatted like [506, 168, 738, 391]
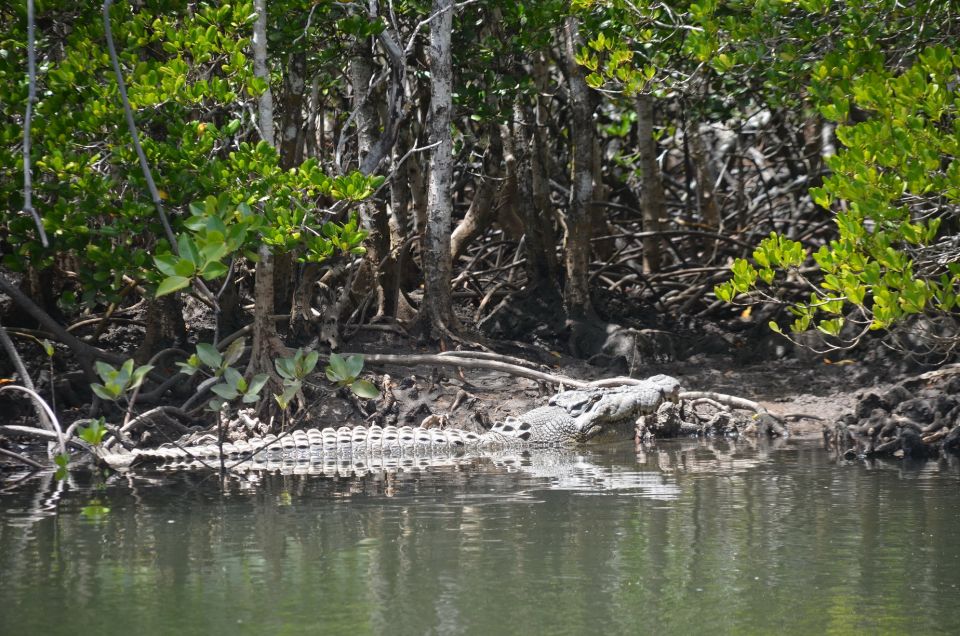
[100, 375, 681, 470]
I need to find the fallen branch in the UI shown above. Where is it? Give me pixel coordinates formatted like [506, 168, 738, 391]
[679, 390, 787, 436]
[345, 351, 698, 390]
[0, 446, 45, 470]
[678, 390, 768, 414]
[0, 425, 91, 453]
[343, 351, 591, 386]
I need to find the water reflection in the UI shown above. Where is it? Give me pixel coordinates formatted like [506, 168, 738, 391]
[1, 439, 959, 635]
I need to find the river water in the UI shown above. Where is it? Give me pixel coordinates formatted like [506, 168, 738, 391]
[1, 439, 958, 635]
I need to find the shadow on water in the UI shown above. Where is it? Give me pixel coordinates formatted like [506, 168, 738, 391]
[1, 439, 959, 635]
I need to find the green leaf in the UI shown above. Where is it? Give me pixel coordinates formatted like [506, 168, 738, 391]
[129, 364, 154, 390]
[816, 318, 843, 337]
[585, 72, 604, 88]
[274, 380, 301, 409]
[200, 260, 229, 280]
[223, 338, 246, 367]
[245, 373, 269, 399]
[344, 355, 364, 379]
[91, 383, 119, 401]
[275, 357, 297, 380]
[178, 234, 201, 265]
[327, 353, 349, 380]
[210, 382, 239, 400]
[54, 453, 70, 469]
[173, 258, 196, 277]
[176, 354, 201, 376]
[154, 253, 179, 277]
[116, 359, 134, 388]
[94, 361, 116, 384]
[223, 366, 243, 389]
[350, 379, 380, 399]
[303, 350, 319, 376]
[157, 275, 191, 297]
[714, 284, 733, 302]
[79, 419, 108, 446]
[196, 343, 223, 370]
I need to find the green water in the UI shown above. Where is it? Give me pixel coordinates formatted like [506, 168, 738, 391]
[1, 440, 958, 635]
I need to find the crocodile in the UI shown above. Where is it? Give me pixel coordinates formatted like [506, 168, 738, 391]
[99, 374, 681, 472]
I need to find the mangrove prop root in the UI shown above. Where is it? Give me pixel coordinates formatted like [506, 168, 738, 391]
[0, 446, 45, 470]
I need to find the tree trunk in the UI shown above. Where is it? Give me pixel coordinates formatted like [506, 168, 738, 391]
[504, 102, 558, 294]
[689, 123, 720, 230]
[247, 0, 282, 386]
[591, 135, 613, 260]
[134, 294, 185, 364]
[561, 17, 595, 320]
[278, 52, 306, 169]
[350, 30, 396, 318]
[449, 120, 504, 263]
[252, 0, 274, 147]
[635, 93, 664, 273]
[388, 121, 422, 320]
[527, 54, 560, 289]
[274, 51, 306, 313]
[421, 0, 457, 338]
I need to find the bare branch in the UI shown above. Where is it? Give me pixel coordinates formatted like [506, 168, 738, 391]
[102, 0, 219, 309]
[22, 0, 49, 248]
[101, 0, 177, 249]
[0, 385, 66, 456]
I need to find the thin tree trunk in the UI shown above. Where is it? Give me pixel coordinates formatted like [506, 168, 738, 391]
[350, 31, 396, 317]
[409, 79, 431, 234]
[506, 102, 557, 293]
[689, 124, 720, 230]
[409, 145, 429, 234]
[561, 17, 595, 320]
[421, 0, 457, 337]
[636, 93, 664, 273]
[247, 0, 281, 383]
[528, 54, 560, 287]
[450, 121, 504, 263]
[278, 52, 306, 168]
[388, 126, 417, 321]
[253, 0, 274, 146]
[591, 135, 613, 260]
[274, 51, 306, 313]
[134, 294, 185, 363]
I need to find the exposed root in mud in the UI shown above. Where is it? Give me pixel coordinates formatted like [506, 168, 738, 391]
[825, 364, 960, 460]
[638, 392, 787, 441]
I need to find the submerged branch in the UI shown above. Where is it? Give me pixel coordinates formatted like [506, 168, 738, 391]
[0, 447, 45, 470]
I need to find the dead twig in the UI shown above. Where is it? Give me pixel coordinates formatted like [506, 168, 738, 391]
[0, 447, 45, 470]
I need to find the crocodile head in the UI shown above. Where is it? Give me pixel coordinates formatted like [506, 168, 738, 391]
[476, 375, 682, 448]
[566, 375, 682, 442]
